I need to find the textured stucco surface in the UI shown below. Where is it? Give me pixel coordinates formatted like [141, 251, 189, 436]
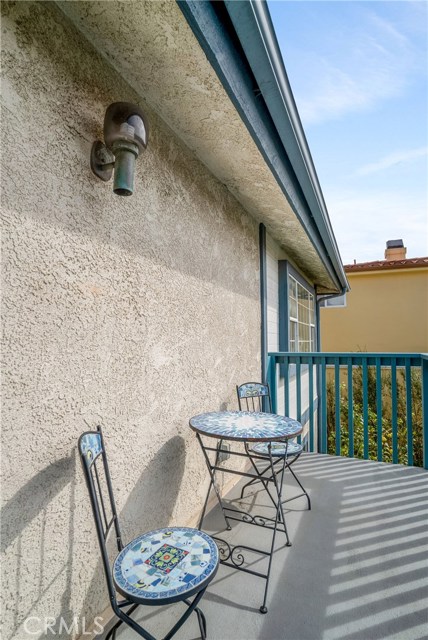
[1, 2, 261, 637]
[55, 0, 337, 292]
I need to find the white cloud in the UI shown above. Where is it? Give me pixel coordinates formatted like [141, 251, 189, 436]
[368, 13, 409, 47]
[298, 56, 406, 124]
[291, 8, 422, 126]
[355, 147, 428, 176]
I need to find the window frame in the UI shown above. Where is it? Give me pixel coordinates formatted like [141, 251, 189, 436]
[279, 261, 317, 353]
[319, 293, 347, 308]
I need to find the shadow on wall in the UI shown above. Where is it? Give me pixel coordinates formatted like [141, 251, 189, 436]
[78, 435, 187, 629]
[1, 436, 186, 639]
[1, 453, 76, 640]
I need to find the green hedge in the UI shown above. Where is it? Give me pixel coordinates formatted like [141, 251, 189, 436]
[326, 367, 423, 467]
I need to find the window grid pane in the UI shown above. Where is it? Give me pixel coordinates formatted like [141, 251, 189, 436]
[289, 275, 315, 352]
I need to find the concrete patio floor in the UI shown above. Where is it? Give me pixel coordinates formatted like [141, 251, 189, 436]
[109, 454, 428, 640]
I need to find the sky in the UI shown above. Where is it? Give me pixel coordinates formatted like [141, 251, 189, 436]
[268, 0, 428, 264]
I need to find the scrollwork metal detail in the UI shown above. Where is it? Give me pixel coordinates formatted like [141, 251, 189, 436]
[241, 513, 271, 527]
[212, 537, 268, 568]
[212, 537, 245, 566]
[225, 507, 278, 529]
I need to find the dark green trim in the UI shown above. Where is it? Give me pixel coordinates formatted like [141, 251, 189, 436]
[278, 261, 289, 352]
[259, 224, 267, 382]
[224, 0, 347, 291]
[177, 0, 347, 292]
[422, 356, 428, 469]
[268, 353, 425, 366]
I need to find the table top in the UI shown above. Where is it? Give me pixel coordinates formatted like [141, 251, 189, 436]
[189, 410, 302, 442]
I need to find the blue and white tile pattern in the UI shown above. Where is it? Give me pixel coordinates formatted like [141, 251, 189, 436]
[237, 383, 269, 398]
[251, 440, 303, 457]
[79, 432, 103, 466]
[113, 527, 218, 602]
[189, 411, 302, 441]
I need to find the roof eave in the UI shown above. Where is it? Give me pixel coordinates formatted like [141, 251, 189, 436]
[178, 0, 348, 292]
[224, 0, 348, 291]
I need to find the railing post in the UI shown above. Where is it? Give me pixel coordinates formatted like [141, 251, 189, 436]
[296, 360, 302, 445]
[362, 358, 369, 459]
[267, 355, 277, 414]
[376, 358, 382, 462]
[320, 360, 327, 454]
[284, 355, 290, 417]
[405, 362, 413, 466]
[334, 358, 341, 456]
[391, 360, 398, 464]
[316, 359, 322, 453]
[347, 357, 354, 458]
[309, 357, 314, 452]
[422, 356, 428, 470]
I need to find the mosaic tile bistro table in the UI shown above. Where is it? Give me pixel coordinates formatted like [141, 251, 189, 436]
[189, 410, 302, 613]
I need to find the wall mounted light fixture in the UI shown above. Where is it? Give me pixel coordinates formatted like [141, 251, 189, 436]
[91, 102, 149, 196]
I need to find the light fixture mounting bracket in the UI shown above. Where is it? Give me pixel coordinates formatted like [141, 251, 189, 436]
[90, 141, 115, 182]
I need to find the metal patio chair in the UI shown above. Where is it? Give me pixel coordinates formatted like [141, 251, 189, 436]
[78, 426, 219, 640]
[236, 382, 311, 509]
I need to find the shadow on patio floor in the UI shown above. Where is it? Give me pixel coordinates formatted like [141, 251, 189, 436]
[109, 454, 428, 640]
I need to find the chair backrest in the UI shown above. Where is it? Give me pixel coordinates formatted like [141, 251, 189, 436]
[236, 382, 271, 412]
[78, 427, 123, 602]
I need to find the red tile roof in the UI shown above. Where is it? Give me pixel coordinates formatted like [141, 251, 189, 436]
[344, 258, 428, 273]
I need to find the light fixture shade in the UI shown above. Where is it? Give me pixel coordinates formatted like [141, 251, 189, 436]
[104, 102, 149, 153]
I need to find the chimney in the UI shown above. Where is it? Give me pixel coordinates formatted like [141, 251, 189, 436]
[385, 239, 406, 260]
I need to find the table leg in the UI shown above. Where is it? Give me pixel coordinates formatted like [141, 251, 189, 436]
[259, 443, 291, 614]
[195, 433, 294, 614]
[196, 434, 231, 531]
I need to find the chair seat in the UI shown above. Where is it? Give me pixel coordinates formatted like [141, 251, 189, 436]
[113, 527, 219, 605]
[250, 440, 303, 457]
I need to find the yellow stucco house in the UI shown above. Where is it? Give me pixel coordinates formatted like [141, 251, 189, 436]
[321, 240, 428, 352]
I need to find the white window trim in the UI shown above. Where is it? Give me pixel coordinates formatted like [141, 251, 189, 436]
[320, 293, 347, 308]
[288, 275, 316, 353]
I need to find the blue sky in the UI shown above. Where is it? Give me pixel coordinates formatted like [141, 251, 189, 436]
[268, 0, 428, 264]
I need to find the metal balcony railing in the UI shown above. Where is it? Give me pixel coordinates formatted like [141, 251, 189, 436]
[267, 352, 428, 469]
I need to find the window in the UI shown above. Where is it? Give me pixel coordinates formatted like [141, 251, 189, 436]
[319, 293, 347, 308]
[288, 275, 316, 352]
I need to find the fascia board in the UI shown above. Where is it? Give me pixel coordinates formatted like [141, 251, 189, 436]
[224, 0, 348, 291]
[178, 0, 346, 292]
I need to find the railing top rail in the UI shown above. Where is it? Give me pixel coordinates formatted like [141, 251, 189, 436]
[268, 352, 424, 366]
[268, 352, 425, 358]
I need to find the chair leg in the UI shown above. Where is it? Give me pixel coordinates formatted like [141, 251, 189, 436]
[195, 607, 207, 639]
[163, 589, 207, 640]
[105, 626, 116, 640]
[107, 592, 207, 640]
[286, 462, 311, 510]
[109, 604, 156, 640]
[239, 476, 258, 499]
[243, 454, 284, 512]
[105, 602, 140, 639]
[270, 454, 311, 510]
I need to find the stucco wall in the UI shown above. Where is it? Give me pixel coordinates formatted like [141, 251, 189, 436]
[321, 269, 428, 352]
[1, 2, 261, 637]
